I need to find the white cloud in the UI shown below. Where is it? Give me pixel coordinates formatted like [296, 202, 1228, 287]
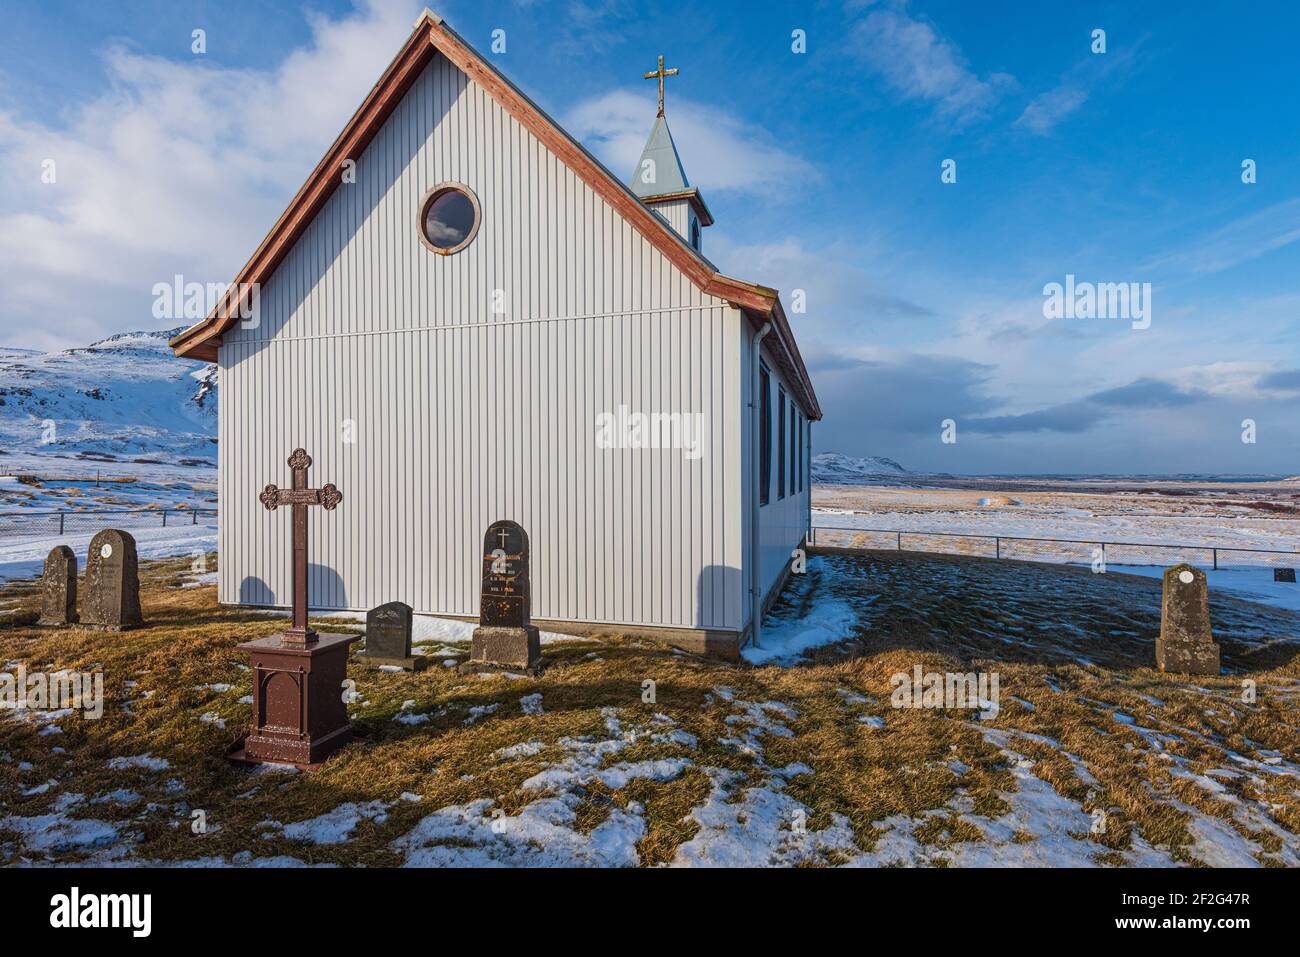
[849, 6, 1014, 125]
[1015, 84, 1088, 135]
[0, 0, 423, 351]
[566, 90, 817, 197]
[1141, 198, 1300, 276]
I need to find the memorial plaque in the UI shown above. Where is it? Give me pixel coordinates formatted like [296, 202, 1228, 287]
[36, 545, 78, 627]
[1274, 568, 1296, 583]
[360, 600, 425, 671]
[460, 520, 543, 676]
[82, 529, 143, 631]
[1156, 563, 1220, 676]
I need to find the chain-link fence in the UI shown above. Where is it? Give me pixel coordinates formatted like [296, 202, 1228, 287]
[0, 508, 217, 544]
[809, 523, 1298, 572]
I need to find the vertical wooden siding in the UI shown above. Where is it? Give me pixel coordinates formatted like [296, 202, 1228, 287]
[219, 54, 745, 631]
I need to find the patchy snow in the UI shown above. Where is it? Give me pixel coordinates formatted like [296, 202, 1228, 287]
[745, 556, 873, 665]
[393, 796, 647, 868]
[673, 767, 859, 867]
[106, 754, 170, 772]
[277, 801, 390, 845]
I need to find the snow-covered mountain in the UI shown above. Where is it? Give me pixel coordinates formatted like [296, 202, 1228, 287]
[811, 452, 911, 485]
[0, 327, 216, 469]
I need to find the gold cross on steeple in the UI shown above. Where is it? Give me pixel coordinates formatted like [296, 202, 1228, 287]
[642, 54, 679, 117]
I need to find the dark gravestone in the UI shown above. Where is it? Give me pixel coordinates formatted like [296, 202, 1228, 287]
[460, 520, 543, 676]
[37, 545, 78, 627]
[82, 529, 143, 631]
[361, 601, 425, 671]
[1156, 564, 1220, 676]
[1274, 568, 1296, 583]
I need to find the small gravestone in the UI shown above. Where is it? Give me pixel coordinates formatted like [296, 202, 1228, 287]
[360, 601, 425, 670]
[459, 520, 543, 676]
[1274, 568, 1296, 583]
[1156, 564, 1219, 676]
[82, 529, 143, 631]
[37, 545, 79, 627]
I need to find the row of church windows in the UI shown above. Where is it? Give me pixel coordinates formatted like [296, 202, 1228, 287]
[758, 363, 806, 507]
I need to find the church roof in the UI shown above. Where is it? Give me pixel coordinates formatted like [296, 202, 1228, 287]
[631, 115, 691, 197]
[168, 9, 819, 420]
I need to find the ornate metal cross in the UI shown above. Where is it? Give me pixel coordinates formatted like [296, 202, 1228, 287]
[642, 54, 678, 117]
[259, 448, 341, 646]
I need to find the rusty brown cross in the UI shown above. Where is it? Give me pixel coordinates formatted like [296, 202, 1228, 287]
[259, 448, 341, 645]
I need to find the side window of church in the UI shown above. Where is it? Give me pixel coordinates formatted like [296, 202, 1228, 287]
[789, 405, 796, 495]
[790, 413, 800, 494]
[778, 388, 787, 499]
[760, 365, 771, 505]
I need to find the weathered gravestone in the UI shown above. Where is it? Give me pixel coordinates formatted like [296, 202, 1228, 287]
[1274, 568, 1296, 583]
[360, 601, 425, 670]
[1156, 563, 1220, 676]
[36, 545, 79, 627]
[82, 529, 143, 631]
[459, 520, 544, 676]
[233, 448, 358, 770]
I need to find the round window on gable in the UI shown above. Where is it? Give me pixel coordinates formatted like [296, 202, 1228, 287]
[419, 184, 480, 255]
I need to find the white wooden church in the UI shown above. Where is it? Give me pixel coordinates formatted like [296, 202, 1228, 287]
[171, 9, 821, 658]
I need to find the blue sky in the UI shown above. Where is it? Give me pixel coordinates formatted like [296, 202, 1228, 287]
[1, 0, 1297, 474]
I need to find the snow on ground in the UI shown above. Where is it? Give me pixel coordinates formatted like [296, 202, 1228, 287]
[811, 488, 1300, 614]
[0, 328, 215, 466]
[310, 609, 590, 651]
[812, 502, 1300, 561]
[743, 556, 875, 666]
[0, 521, 215, 583]
[1110, 565, 1300, 612]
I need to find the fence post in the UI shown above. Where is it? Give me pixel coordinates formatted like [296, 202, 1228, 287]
[59, 512, 65, 536]
[896, 531, 902, 551]
[162, 510, 168, 528]
[193, 510, 198, 525]
[995, 537, 1001, 559]
[1213, 549, 1218, 571]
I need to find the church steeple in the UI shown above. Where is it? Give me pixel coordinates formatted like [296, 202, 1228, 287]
[628, 54, 713, 252]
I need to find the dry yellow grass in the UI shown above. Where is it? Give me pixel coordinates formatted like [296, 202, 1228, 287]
[2, 549, 1298, 867]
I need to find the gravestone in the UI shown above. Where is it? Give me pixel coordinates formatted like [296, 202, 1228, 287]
[360, 601, 425, 670]
[1274, 568, 1296, 583]
[82, 529, 143, 631]
[234, 448, 357, 770]
[36, 545, 79, 627]
[1156, 563, 1219, 676]
[459, 520, 543, 676]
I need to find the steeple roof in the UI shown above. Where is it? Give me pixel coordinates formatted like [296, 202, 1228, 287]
[630, 114, 690, 198]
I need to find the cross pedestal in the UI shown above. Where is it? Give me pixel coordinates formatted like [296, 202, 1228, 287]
[233, 632, 357, 768]
[233, 448, 358, 770]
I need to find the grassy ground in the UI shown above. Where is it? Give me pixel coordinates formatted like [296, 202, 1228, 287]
[2, 550, 1299, 867]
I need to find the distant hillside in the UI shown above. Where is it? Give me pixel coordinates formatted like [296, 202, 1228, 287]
[812, 452, 910, 484]
[0, 328, 216, 469]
